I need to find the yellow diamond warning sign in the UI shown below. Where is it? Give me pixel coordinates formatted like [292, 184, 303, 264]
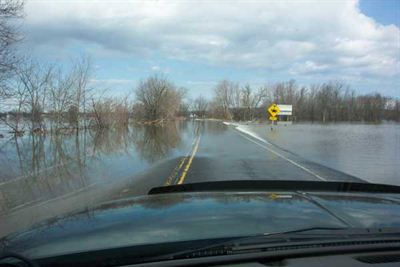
[268, 103, 280, 121]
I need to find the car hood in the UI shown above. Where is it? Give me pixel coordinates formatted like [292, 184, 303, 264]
[2, 191, 400, 258]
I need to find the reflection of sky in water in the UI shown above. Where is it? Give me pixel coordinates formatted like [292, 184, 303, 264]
[0, 122, 198, 181]
[5, 192, 346, 258]
[248, 123, 400, 185]
[0, 121, 208, 213]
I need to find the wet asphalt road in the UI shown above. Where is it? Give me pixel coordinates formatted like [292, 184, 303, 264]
[163, 121, 363, 186]
[0, 120, 363, 237]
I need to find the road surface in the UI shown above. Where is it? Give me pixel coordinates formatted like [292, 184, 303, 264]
[0, 120, 363, 237]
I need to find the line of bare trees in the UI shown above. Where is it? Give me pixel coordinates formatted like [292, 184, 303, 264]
[2, 73, 399, 139]
[0, 0, 23, 100]
[1, 71, 191, 136]
[0, 58, 96, 134]
[195, 80, 399, 122]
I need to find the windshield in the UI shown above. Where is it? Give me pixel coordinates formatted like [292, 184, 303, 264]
[0, 0, 399, 261]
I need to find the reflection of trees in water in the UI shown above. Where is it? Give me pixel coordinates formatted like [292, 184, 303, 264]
[0, 122, 183, 214]
[90, 126, 131, 156]
[89, 123, 183, 163]
[176, 120, 188, 132]
[132, 122, 182, 163]
[0, 132, 89, 214]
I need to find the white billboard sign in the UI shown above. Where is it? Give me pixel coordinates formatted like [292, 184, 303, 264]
[277, 104, 292, 116]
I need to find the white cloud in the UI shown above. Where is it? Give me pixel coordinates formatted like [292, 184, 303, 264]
[89, 79, 136, 85]
[289, 61, 329, 75]
[89, 78, 138, 97]
[89, 78, 138, 92]
[23, 0, 400, 86]
[150, 65, 160, 71]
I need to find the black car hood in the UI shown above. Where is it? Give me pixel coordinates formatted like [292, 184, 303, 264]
[2, 190, 400, 258]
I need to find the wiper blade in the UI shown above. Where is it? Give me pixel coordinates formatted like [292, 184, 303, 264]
[149, 180, 400, 195]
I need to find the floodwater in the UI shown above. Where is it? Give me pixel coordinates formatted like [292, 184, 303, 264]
[246, 122, 400, 186]
[0, 120, 399, 237]
[0, 121, 199, 212]
[0, 121, 227, 237]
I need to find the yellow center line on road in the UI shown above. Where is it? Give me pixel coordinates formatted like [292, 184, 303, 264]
[164, 131, 202, 186]
[164, 156, 188, 186]
[177, 135, 201, 185]
[177, 156, 188, 170]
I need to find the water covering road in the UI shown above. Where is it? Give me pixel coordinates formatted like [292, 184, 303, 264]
[0, 120, 393, 237]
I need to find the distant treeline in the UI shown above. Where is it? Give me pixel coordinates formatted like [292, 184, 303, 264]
[196, 80, 400, 122]
[1, 75, 399, 138]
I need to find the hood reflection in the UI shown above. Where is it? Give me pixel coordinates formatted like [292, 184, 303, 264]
[1, 191, 347, 258]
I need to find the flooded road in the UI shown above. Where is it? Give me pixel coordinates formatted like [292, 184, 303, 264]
[242, 123, 400, 186]
[0, 120, 398, 237]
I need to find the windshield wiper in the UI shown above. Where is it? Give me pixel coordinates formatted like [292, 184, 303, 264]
[150, 227, 400, 262]
[149, 180, 400, 195]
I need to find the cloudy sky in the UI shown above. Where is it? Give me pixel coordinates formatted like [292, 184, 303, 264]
[20, 0, 400, 98]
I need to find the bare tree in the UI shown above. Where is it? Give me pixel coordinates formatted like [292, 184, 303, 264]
[17, 60, 53, 130]
[134, 75, 184, 122]
[177, 101, 190, 117]
[207, 99, 225, 119]
[71, 56, 92, 128]
[213, 80, 240, 120]
[91, 97, 114, 129]
[193, 95, 208, 118]
[272, 80, 297, 104]
[89, 92, 131, 129]
[212, 80, 268, 120]
[162, 86, 186, 120]
[132, 102, 145, 120]
[240, 84, 267, 121]
[0, 0, 24, 100]
[48, 66, 74, 130]
[0, 78, 26, 134]
[114, 96, 130, 127]
[33, 57, 93, 132]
